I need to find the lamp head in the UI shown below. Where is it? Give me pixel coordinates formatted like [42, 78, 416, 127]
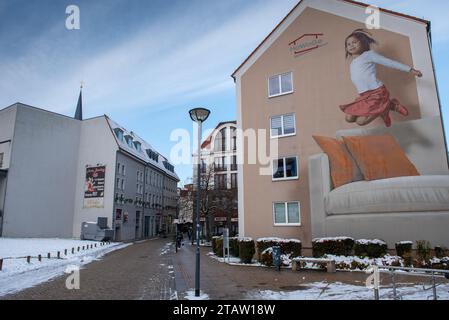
[189, 108, 210, 123]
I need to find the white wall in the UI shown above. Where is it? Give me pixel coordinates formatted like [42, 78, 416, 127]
[3, 105, 81, 238]
[72, 117, 118, 238]
[0, 105, 17, 170]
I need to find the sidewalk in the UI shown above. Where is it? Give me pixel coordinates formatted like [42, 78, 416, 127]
[173, 241, 449, 300]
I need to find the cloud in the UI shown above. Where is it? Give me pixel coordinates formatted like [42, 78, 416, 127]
[0, 0, 297, 116]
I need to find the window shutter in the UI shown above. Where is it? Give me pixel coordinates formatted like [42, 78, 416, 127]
[271, 116, 282, 136]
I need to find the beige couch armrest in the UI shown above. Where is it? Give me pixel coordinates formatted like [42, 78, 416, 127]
[309, 153, 331, 238]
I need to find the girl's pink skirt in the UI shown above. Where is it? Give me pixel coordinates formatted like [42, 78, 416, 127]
[340, 85, 392, 117]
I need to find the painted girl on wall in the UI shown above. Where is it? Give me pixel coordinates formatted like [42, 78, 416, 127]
[340, 29, 422, 127]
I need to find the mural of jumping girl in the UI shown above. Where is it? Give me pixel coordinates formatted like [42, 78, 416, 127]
[340, 29, 422, 127]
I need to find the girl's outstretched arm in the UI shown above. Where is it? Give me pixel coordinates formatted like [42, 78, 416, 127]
[369, 50, 412, 73]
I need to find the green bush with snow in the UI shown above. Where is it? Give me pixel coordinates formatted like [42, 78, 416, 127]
[395, 241, 413, 258]
[312, 237, 354, 257]
[238, 237, 255, 264]
[256, 237, 302, 261]
[354, 239, 387, 258]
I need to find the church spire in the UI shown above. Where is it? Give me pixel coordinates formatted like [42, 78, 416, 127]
[74, 82, 83, 120]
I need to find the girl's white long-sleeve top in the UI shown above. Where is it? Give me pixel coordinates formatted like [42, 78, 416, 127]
[350, 50, 412, 94]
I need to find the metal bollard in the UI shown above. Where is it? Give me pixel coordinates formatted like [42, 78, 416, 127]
[391, 270, 397, 300]
[82, 246, 85, 250]
[432, 272, 437, 300]
[77, 247, 80, 252]
[47, 253, 51, 259]
[72, 248, 75, 254]
[64, 249, 67, 256]
[0, 258, 3, 271]
[38, 254, 42, 262]
[57, 251, 60, 259]
[27, 256, 31, 263]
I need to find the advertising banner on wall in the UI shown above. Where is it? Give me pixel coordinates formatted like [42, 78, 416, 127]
[84, 165, 106, 208]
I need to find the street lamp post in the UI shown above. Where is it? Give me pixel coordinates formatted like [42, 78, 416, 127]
[189, 107, 210, 297]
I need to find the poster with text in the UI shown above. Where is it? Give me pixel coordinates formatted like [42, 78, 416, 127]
[84, 166, 106, 208]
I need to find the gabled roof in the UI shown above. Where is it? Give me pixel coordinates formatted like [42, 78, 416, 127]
[231, 0, 430, 80]
[105, 116, 180, 181]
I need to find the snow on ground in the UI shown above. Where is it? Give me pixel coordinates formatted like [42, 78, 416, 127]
[184, 289, 210, 300]
[247, 281, 449, 300]
[0, 238, 131, 297]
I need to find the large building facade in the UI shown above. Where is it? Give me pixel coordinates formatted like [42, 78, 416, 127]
[0, 103, 179, 241]
[232, 0, 448, 246]
[193, 121, 238, 236]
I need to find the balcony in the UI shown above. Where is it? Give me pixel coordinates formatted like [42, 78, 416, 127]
[214, 164, 227, 172]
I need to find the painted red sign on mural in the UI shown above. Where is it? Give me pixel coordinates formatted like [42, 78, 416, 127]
[289, 33, 327, 56]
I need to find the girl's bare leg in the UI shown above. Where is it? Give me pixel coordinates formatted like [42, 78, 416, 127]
[356, 115, 378, 126]
[345, 115, 357, 123]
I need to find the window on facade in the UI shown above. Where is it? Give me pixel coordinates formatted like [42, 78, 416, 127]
[134, 141, 142, 152]
[114, 128, 124, 142]
[269, 72, 293, 97]
[125, 135, 134, 148]
[231, 155, 237, 171]
[273, 202, 300, 225]
[214, 128, 227, 152]
[214, 174, 227, 190]
[122, 165, 125, 175]
[116, 178, 120, 189]
[231, 173, 238, 189]
[121, 179, 125, 190]
[117, 162, 121, 174]
[271, 114, 296, 137]
[273, 157, 298, 180]
[231, 127, 237, 151]
[214, 157, 226, 172]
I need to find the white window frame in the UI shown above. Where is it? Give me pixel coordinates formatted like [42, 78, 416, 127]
[272, 156, 299, 181]
[268, 72, 294, 98]
[272, 201, 301, 226]
[270, 113, 296, 138]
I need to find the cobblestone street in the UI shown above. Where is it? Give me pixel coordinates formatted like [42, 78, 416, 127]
[3, 237, 448, 300]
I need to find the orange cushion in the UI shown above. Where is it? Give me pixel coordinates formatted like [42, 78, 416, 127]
[342, 135, 420, 181]
[313, 136, 363, 188]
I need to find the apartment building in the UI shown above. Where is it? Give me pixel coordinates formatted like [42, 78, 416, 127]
[0, 103, 179, 241]
[193, 121, 238, 236]
[232, 0, 447, 246]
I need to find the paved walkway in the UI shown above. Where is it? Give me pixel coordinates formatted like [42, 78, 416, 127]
[3, 237, 448, 300]
[3, 238, 176, 300]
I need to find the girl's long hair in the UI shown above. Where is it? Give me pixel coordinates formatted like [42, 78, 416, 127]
[345, 29, 377, 58]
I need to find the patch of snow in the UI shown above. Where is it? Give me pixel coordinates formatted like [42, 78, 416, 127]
[0, 238, 130, 297]
[396, 241, 414, 245]
[312, 237, 354, 243]
[246, 281, 449, 300]
[355, 239, 386, 245]
[184, 290, 209, 300]
[238, 237, 253, 242]
[257, 237, 301, 244]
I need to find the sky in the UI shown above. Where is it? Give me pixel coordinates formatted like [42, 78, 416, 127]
[1, 0, 448, 185]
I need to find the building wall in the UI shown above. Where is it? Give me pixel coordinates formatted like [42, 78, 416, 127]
[72, 117, 118, 238]
[236, 5, 443, 245]
[0, 105, 17, 170]
[3, 105, 80, 238]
